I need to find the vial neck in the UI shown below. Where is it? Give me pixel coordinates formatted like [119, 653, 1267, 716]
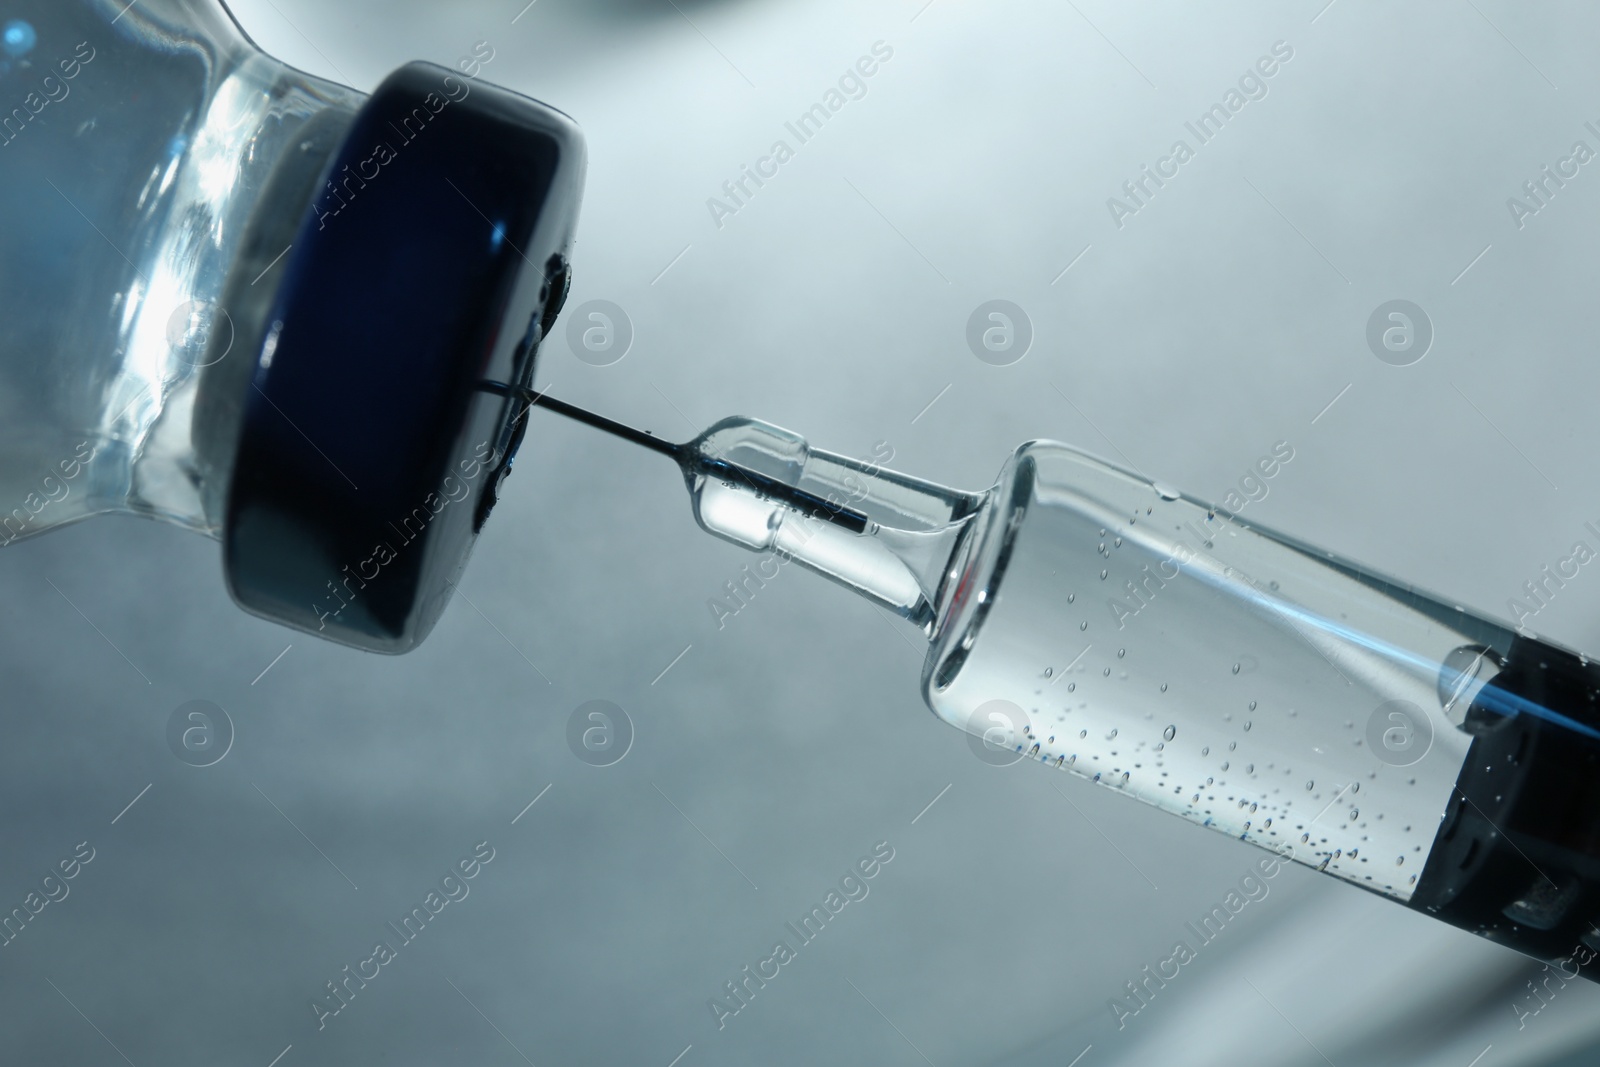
[0, 4, 363, 544]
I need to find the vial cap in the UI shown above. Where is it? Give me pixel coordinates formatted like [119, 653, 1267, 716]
[224, 62, 584, 653]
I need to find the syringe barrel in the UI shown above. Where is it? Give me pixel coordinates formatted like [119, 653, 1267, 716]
[926, 442, 1600, 970]
[673, 415, 1600, 969]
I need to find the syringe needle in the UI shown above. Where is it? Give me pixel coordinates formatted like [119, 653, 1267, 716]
[501, 385, 871, 533]
[519, 388, 685, 461]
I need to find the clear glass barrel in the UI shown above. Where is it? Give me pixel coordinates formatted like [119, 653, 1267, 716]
[0, 0, 361, 546]
[674, 417, 1600, 965]
[925, 442, 1515, 900]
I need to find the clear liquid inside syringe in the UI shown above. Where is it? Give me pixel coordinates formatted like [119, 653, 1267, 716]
[519, 386, 1600, 976]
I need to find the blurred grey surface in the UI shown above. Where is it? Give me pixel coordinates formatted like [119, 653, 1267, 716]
[6, 0, 1600, 1064]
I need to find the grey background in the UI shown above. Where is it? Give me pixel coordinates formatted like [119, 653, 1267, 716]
[6, 0, 1600, 1064]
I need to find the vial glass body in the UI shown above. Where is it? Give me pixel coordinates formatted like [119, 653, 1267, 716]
[0, 0, 360, 547]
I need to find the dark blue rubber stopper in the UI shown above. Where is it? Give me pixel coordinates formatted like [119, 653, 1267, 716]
[224, 62, 584, 653]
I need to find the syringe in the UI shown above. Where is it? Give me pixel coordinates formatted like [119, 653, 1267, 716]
[529, 390, 1600, 982]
